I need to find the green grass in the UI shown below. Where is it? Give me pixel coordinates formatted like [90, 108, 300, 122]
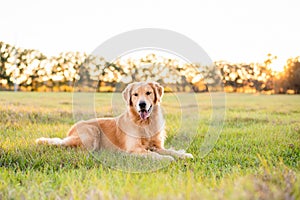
[0, 92, 300, 199]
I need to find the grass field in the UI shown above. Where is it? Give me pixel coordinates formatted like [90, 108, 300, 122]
[0, 92, 299, 199]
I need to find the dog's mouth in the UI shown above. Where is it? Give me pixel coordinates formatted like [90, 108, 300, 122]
[138, 105, 152, 120]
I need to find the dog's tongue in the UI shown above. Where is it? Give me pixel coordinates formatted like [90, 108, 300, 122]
[139, 110, 149, 120]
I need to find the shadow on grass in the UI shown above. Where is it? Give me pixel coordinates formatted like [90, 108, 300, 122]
[0, 145, 173, 173]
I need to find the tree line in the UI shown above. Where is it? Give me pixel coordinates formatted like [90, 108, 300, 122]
[0, 41, 299, 93]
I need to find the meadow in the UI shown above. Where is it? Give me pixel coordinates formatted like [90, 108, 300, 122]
[0, 92, 299, 199]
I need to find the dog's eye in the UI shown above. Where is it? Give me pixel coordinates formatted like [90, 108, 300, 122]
[146, 91, 152, 96]
[133, 93, 138, 97]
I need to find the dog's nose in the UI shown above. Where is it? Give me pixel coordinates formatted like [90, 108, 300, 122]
[139, 101, 146, 109]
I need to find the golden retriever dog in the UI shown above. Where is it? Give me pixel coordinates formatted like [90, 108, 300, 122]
[36, 81, 193, 160]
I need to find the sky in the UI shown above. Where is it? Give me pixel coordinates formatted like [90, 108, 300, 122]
[1, 0, 299, 71]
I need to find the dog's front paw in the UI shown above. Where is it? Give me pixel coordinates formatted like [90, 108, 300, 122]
[156, 154, 175, 162]
[176, 150, 194, 159]
[164, 155, 175, 162]
[181, 153, 194, 159]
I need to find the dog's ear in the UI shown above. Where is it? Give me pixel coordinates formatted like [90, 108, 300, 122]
[122, 83, 134, 106]
[149, 82, 164, 103]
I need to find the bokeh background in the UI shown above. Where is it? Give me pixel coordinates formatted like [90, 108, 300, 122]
[0, 41, 299, 94]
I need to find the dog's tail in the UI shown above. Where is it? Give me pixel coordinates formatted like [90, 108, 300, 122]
[35, 137, 64, 146]
[35, 135, 81, 147]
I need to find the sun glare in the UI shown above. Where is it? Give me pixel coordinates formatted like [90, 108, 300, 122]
[268, 58, 286, 72]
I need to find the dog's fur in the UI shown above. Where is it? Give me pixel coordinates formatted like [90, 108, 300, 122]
[36, 82, 193, 160]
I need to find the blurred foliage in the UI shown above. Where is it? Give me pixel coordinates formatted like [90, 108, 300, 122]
[274, 56, 300, 94]
[0, 41, 299, 93]
[216, 61, 274, 93]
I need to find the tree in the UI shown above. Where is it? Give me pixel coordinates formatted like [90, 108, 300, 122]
[282, 57, 300, 94]
[0, 42, 17, 89]
[114, 54, 189, 92]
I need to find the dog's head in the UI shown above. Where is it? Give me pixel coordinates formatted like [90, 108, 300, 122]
[122, 81, 164, 120]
